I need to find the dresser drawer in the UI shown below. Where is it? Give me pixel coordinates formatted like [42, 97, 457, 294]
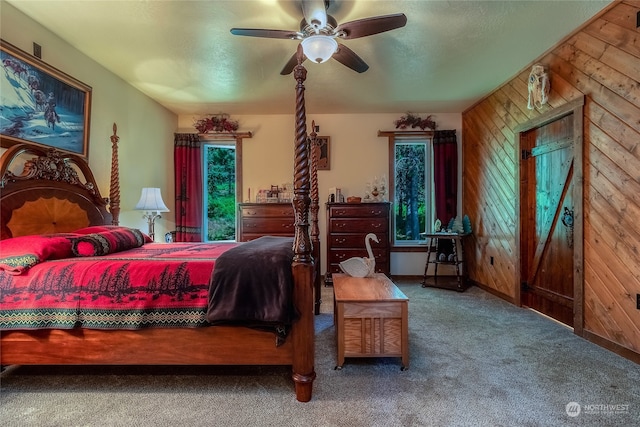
[328, 205, 389, 218]
[328, 248, 388, 264]
[241, 218, 294, 234]
[328, 233, 388, 248]
[240, 205, 294, 218]
[240, 233, 293, 242]
[329, 218, 388, 233]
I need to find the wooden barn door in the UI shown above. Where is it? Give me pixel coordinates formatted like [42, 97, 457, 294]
[519, 112, 577, 327]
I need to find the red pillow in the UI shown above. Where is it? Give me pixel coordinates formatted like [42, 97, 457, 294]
[74, 225, 152, 243]
[71, 227, 147, 257]
[0, 235, 74, 275]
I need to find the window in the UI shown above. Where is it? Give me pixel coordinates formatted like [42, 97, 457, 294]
[203, 142, 236, 242]
[196, 132, 248, 243]
[390, 135, 434, 246]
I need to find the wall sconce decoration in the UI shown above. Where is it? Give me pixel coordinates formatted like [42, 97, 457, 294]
[135, 187, 169, 241]
[394, 113, 436, 130]
[193, 113, 239, 133]
[527, 63, 550, 110]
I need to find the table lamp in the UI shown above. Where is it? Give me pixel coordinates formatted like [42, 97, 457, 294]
[135, 187, 169, 241]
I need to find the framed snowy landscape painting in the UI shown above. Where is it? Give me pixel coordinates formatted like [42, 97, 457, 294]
[1, 40, 91, 158]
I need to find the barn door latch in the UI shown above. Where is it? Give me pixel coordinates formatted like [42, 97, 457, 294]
[521, 281, 529, 291]
[561, 206, 574, 248]
[521, 149, 532, 160]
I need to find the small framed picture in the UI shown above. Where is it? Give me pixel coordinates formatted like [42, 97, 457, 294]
[314, 136, 330, 170]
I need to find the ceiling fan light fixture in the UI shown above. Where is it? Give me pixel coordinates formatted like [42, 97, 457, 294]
[301, 35, 338, 64]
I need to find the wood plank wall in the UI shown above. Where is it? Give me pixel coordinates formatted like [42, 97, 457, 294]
[462, 0, 640, 358]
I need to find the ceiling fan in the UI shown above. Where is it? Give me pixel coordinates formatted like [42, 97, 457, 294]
[230, 0, 407, 75]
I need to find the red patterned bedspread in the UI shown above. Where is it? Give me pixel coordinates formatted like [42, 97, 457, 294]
[0, 242, 237, 330]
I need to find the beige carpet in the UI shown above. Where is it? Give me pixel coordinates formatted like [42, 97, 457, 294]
[1, 280, 638, 426]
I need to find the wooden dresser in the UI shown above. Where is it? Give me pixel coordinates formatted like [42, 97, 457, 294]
[325, 202, 391, 285]
[237, 203, 294, 242]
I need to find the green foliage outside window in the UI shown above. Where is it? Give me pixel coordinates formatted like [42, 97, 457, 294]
[394, 142, 427, 243]
[206, 144, 236, 241]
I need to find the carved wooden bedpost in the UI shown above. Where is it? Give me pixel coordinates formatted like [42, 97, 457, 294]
[290, 45, 316, 402]
[109, 123, 121, 225]
[309, 121, 321, 315]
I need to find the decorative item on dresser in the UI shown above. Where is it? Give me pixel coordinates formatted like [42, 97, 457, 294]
[325, 202, 391, 285]
[238, 203, 294, 242]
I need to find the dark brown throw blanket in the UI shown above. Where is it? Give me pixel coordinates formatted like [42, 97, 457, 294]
[206, 236, 296, 344]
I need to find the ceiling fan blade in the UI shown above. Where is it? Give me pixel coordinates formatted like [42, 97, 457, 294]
[230, 28, 299, 39]
[302, 0, 328, 30]
[335, 13, 407, 39]
[280, 50, 307, 75]
[332, 44, 369, 73]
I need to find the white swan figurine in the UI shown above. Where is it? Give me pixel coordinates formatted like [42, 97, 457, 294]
[339, 233, 379, 278]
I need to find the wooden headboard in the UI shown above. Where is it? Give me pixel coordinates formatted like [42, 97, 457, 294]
[0, 144, 117, 239]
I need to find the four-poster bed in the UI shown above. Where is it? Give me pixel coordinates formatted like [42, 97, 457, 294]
[0, 49, 318, 402]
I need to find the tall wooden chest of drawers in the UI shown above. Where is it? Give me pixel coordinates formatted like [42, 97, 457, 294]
[238, 203, 295, 242]
[325, 202, 391, 284]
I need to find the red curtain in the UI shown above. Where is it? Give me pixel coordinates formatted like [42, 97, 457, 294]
[433, 130, 458, 225]
[174, 133, 203, 242]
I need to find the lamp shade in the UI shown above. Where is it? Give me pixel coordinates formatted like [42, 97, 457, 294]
[135, 188, 169, 212]
[301, 35, 338, 64]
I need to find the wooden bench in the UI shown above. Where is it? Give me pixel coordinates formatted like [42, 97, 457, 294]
[333, 273, 409, 370]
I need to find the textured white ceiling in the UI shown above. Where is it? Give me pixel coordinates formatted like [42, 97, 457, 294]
[6, 0, 611, 115]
